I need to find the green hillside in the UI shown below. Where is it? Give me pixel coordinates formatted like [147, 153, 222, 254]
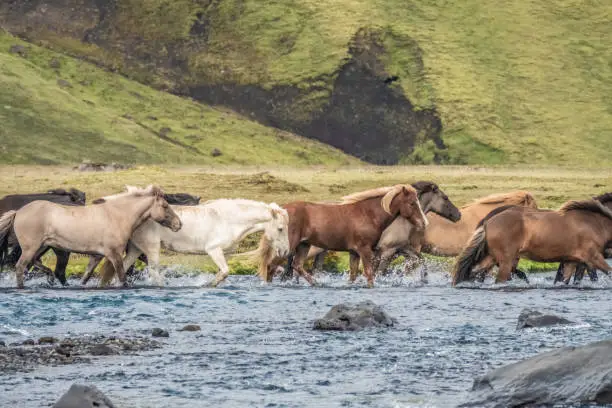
[1, 0, 611, 165]
[0, 32, 356, 165]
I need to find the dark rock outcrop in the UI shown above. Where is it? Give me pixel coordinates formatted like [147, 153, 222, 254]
[459, 339, 612, 408]
[179, 324, 201, 332]
[516, 308, 574, 330]
[151, 328, 169, 338]
[313, 300, 397, 331]
[53, 384, 116, 408]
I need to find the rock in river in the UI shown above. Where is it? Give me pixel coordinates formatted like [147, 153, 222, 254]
[53, 383, 116, 408]
[459, 339, 612, 408]
[313, 300, 397, 331]
[516, 308, 574, 330]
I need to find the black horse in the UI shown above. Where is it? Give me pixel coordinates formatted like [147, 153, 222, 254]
[2, 190, 201, 285]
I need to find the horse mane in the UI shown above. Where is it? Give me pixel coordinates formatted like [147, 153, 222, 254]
[593, 192, 612, 204]
[94, 185, 164, 203]
[462, 190, 537, 209]
[341, 185, 416, 215]
[341, 187, 394, 204]
[411, 181, 438, 193]
[559, 199, 612, 220]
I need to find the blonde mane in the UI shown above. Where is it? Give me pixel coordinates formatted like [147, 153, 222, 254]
[461, 190, 536, 209]
[94, 184, 164, 203]
[341, 185, 415, 215]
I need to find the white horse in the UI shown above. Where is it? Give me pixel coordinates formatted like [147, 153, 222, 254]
[93, 193, 290, 287]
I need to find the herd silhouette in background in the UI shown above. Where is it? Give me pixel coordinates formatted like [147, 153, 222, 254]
[0, 182, 610, 289]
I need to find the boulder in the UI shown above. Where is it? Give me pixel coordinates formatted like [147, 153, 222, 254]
[88, 344, 117, 356]
[516, 308, 574, 330]
[38, 336, 58, 345]
[459, 339, 612, 408]
[53, 384, 116, 408]
[313, 300, 396, 331]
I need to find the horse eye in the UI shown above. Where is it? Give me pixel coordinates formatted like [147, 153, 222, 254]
[278, 227, 283, 232]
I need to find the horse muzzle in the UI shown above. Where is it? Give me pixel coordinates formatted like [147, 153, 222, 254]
[170, 219, 182, 232]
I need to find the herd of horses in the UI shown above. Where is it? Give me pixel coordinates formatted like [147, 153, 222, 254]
[0, 182, 610, 289]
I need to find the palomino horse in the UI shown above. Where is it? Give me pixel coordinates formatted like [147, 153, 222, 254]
[95, 198, 290, 287]
[554, 192, 612, 284]
[50, 190, 203, 285]
[0, 185, 181, 288]
[257, 185, 427, 287]
[423, 190, 538, 257]
[0, 188, 87, 284]
[307, 181, 461, 279]
[452, 199, 612, 285]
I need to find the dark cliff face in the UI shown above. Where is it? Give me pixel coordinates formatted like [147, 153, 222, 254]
[0, 0, 444, 164]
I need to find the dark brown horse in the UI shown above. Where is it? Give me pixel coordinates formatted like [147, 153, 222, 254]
[452, 199, 612, 285]
[0, 189, 86, 284]
[257, 185, 427, 287]
[554, 192, 612, 284]
[309, 181, 461, 277]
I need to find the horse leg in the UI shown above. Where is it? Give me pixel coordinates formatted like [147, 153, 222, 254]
[373, 248, 396, 277]
[280, 253, 294, 282]
[107, 250, 128, 287]
[312, 250, 327, 274]
[81, 255, 104, 285]
[586, 265, 598, 282]
[15, 246, 40, 289]
[585, 252, 612, 278]
[494, 258, 514, 284]
[357, 246, 375, 288]
[572, 263, 586, 284]
[562, 263, 577, 284]
[348, 251, 361, 283]
[554, 262, 566, 284]
[53, 249, 70, 286]
[513, 268, 529, 284]
[208, 247, 230, 288]
[291, 244, 316, 286]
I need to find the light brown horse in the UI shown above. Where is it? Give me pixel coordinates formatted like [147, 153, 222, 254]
[423, 190, 538, 257]
[555, 192, 612, 284]
[256, 185, 427, 287]
[452, 199, 612, 285]
[306, 181, 461, 279]
[0, 185, 182, 288]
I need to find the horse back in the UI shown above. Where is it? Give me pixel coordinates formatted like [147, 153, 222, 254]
[0, 192, 82, 216]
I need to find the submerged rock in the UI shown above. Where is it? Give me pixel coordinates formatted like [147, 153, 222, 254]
[459, 339, 612, 408]
[517, 308, 574, 330]
[179, 324, 201, 332]
[53, 383, 116, 408]
[88, 344, 117, 356]
[38, 336, 57, 345]
[151, 328, 169, 337]
[313, 300, 397, 331]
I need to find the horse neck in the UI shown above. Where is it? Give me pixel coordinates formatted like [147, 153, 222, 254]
[357, 197, 397, 230]
[106, 195, 157, 234]
[208, 201, 274, 237]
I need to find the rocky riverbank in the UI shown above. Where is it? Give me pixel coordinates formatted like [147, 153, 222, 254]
[0, 334, 162, 373]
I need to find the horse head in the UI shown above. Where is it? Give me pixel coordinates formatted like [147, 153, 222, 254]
[146, 186, 182, 232]
[412, 181, 461, 222]
[382, 185, 428, 230]
[264, 203, 290, 258]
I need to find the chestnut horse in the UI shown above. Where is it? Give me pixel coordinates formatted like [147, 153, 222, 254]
[307, 181, 461, 279]
[423, 191, 538, 257]
[452, 199, 612, 285]
[256, 185, 427, 287]
[308, 181, 461, 281]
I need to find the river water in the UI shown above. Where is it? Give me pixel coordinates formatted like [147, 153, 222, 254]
[0, 267, 610, 408]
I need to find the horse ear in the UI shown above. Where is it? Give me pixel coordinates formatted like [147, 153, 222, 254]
[92, 198, 105, 204]
[402, 186, 409, 194]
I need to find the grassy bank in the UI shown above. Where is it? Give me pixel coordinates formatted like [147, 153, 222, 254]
[3, 0, 611, 165]
[1, 165, 609, 277]
[0, 32, 356, 166]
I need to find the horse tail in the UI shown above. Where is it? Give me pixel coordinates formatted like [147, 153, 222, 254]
[99, 259, 116, 287]
[452, 225, 488, 286]
[0, 211, 17, 271]
[253, 235, 275, 282]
